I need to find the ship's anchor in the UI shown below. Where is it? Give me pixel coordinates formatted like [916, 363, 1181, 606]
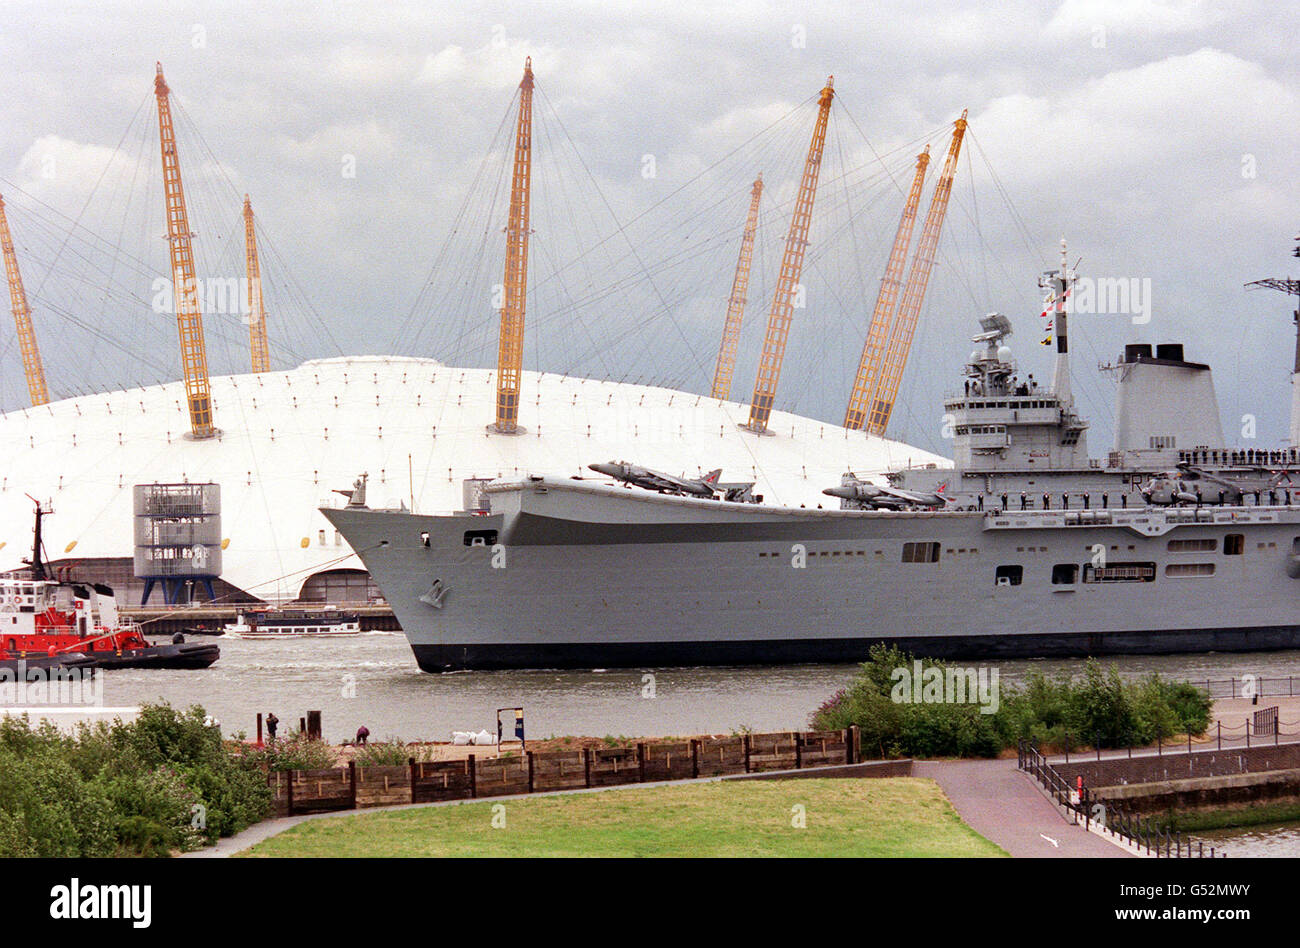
[419, 580, 448, 609]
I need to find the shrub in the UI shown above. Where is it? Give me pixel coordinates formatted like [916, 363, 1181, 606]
[116, 703, 227, 770]
[1161, 679, 1214, 736]
[810, 645, 994, 758]
[97, 766, 205, 854]
[0, 745, 115, 857]
[0, 702, 272, 856]
[812, 648, 1212, 759]
[1062, 660, 1140, 748]
[178, 757, 272, 843]
[353, 740, 436, 767]
[240, 731, 338, 772]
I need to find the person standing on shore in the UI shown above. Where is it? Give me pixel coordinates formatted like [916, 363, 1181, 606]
[266, 712, 279, 743]
[355, 725, 370, 746]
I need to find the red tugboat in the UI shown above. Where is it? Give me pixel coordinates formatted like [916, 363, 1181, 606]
[0, 502, 220, 671]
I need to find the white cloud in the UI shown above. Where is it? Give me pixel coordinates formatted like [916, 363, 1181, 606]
[326, 46, 416, 85]
[969, 48, 1296, 187]
[415, 40, 549, 89]
[270, 119, 397, 165]
[1046, 0, 1236, 37]
[15, 136, 127, 202]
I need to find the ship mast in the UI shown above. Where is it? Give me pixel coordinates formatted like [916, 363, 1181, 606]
[25, 496, 48, 582]
[154, 63, 216, 439]
[0, 194, 51, 406]
[1245, 237, 1300, 447]
[492, 57, 534, 435]
[744, 77, 835, 434]
[1042, 237, 1074, 404]
[711, 174, 763, 401]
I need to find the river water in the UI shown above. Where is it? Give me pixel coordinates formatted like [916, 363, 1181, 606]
[1194, 823, 1300, 857]
[34, 635, 1300, 855]
[79, 636, 1300, 742]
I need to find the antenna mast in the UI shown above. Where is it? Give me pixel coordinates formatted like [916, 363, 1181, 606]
[24, 496, 49, 582]
[1043, 237, 1075, 404]
[1246, 235, 1300, 446]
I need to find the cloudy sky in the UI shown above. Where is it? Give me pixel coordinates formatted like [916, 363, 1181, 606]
[1, 0, 1297, 455]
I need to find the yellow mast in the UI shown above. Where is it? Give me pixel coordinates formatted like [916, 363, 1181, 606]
[843, 147, 930, 430]
[711, 174, 763, 401]
[243, 195, 270, 373]
[0, 193, 50, 406]
[864, 111, 967, 437]
[154, 62, 215, 439]
[492, 57, 534, 434]
[745, 77, 834, 434]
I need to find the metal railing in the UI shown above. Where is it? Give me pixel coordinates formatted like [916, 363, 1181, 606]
[1045, 718, 1300, 763]
[123, 599, 390, 614]
[1198, 676, 1300, 699]
[1018, 740, 1221, 857]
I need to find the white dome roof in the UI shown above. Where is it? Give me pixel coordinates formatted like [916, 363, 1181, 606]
[0, 357, 948, 600]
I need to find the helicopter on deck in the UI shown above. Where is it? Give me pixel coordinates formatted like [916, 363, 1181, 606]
[1139, 462, 1292, 506]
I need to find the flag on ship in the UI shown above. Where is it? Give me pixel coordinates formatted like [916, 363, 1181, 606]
[1040, 288, 1070, 318]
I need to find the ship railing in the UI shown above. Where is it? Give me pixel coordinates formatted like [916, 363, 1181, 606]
[122, 599, 387, 615]
[1017, 740, 1220, 857]
[985, 505, 1300, 527]
[79, 621, 149, 642]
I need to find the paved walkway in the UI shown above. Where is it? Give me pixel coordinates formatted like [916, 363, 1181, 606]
[913, 758, 1131, 858]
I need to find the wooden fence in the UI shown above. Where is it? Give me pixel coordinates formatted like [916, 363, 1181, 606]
[271, 728, 862, 817]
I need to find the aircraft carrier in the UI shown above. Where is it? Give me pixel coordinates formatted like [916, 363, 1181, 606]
[326, 251, 1300, 671]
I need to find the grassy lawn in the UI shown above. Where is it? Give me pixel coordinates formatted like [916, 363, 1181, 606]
[240, 777, 1006, 857]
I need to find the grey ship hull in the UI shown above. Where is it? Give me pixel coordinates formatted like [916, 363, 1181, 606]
[324, 477, 1300, 671]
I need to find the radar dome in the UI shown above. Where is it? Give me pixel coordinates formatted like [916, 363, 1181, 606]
[997, 345, 1013, 362]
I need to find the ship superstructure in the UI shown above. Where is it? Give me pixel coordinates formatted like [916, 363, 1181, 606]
[885, 244, 1296, 511]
